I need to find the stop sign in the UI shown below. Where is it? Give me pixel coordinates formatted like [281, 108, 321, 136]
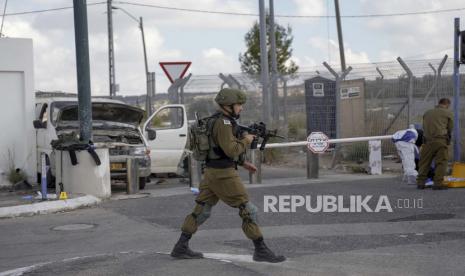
[307, 132, 329, 153]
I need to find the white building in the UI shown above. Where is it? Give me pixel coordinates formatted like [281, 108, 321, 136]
[0, 38, 36, 187]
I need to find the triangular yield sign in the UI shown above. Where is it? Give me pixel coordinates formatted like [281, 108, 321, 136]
[159, 61, 192, 83]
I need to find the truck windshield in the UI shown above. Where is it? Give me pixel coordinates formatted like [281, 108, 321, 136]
[51, 101, 143, 126]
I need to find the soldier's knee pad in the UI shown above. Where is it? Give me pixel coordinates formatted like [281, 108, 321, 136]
[193, 202, 212, 225]
[239, 202, 258, 224]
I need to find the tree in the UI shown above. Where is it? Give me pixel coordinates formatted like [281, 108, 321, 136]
[239, 14, 298, 77]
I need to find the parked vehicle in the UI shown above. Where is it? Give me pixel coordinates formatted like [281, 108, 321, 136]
[34, 95, 189, 190]
[34, 96, 151, 189]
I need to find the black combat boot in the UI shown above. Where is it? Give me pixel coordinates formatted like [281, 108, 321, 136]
[252, 237, 286, 263]
[170, 232, 203, 259]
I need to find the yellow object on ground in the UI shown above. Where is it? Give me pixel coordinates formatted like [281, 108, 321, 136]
[444, 163, 465, 188]
[59, 192, 68, 200]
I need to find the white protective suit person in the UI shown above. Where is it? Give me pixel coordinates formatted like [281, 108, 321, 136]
[392, 126, 419, 184]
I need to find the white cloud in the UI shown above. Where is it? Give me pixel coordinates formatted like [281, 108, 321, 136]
[378, 50, 398, 62]
[284, 55, 318, 69]
[359, 0, 462, 60]
[196, 47, 238, 74]
[293, 0, 326, 16]
[117, 0, 257, 29]
[3, 18, 77, 92]
[308, 37, 370, 65]
[203, 48, 226, 59]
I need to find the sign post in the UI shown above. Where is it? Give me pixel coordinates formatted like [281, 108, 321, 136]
[159, 61, 191, 104]
[306, 132, 329, 179]
[307, 132, 329, 154]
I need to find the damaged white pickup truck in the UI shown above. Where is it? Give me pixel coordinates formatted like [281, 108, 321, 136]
[34, 95, 188, 190]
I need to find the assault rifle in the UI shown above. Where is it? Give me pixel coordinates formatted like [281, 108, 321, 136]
[237, 122, 284, 150]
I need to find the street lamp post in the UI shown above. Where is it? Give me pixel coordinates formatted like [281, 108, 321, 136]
[113, 6, 153, 115]
[107, 0, 116, 97]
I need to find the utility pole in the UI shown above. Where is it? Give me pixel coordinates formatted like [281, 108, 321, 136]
[139, 17, 152, 115]
[112, 6, 153, 115]
[0, 0, 8, 37]
[334, 0, 346, 71]
[269, 0, 279, 124]
[107, 0, 116, 97]
[258, 0, 271, 124]
[73, 0, 93, 143]
[453, 18, 462, 161]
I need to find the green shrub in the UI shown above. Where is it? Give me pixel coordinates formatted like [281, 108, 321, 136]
[287, 113, 307, 141]
[6, 150, 27, 185]
[7, 168, 27, 184]
[261, 137, 284, 164]
[343, 142, 369, 162]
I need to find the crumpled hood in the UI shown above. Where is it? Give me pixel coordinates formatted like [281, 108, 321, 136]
[56, 102, 144, 127]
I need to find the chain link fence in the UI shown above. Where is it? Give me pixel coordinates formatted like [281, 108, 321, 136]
[176, 57, 464, 172]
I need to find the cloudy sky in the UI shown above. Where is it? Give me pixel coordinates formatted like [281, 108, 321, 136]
[0, 0, 464, 96]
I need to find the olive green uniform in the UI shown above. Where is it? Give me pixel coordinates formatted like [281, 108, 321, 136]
[417, 106, 453, 187]
[181, 113, 263, 240]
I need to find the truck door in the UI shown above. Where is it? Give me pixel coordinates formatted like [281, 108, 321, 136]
[143, 104, 188, 174]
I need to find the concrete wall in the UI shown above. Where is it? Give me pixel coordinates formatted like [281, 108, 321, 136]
[0, 38, 36, 187]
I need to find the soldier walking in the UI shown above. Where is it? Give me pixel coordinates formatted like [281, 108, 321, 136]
[170, 88, 286, 263]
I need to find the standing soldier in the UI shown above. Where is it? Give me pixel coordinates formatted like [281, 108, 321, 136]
[417, 98, 454, 190]
[170, 88, 286, 263]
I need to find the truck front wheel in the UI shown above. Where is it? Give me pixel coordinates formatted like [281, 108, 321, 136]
[139, 177, 146, 190]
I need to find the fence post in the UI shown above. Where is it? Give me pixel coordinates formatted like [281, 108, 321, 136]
[375, 67, 385, 99]
[424, 55, 448, 103]
[218, 73, 241, 90]
[368, 140, 382, 175]
[256, 150, 262, 184]
[322, 62, 352, 168]
[397, 57, 413, 126]
[279, 75, 289, 139]
[167, 74, 192, 104]
[436, 55, 447, 102]
[374, 68, 386, 136]
[453, 18, 461, 162]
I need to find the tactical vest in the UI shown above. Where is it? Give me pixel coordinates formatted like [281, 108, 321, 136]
[188, 112, 240, 168]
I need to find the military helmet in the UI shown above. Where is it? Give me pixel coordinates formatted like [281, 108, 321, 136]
[214, 88, 247, 105]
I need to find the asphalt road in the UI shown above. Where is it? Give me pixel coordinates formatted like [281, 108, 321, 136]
[1, 174, 465, 275]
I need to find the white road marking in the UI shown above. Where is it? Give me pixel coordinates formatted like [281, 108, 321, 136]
[203, 253, 254, 263]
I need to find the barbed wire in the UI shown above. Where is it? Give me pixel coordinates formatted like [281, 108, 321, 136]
[183, 58, 459, 93]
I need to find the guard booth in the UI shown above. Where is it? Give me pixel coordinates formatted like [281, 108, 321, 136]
[304, 76, 336, 138]
[304, 76, 366, 138]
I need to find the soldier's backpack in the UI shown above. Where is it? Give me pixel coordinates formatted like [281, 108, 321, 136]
[188, 112, 221, 161]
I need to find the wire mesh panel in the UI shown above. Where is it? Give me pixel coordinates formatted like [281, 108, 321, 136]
[304, 76, 336, 139]
[177, 57, 463, 166]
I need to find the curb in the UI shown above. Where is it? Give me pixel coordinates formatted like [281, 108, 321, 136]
[141, 174, 400, 199]
[0, 195, 101, 219]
